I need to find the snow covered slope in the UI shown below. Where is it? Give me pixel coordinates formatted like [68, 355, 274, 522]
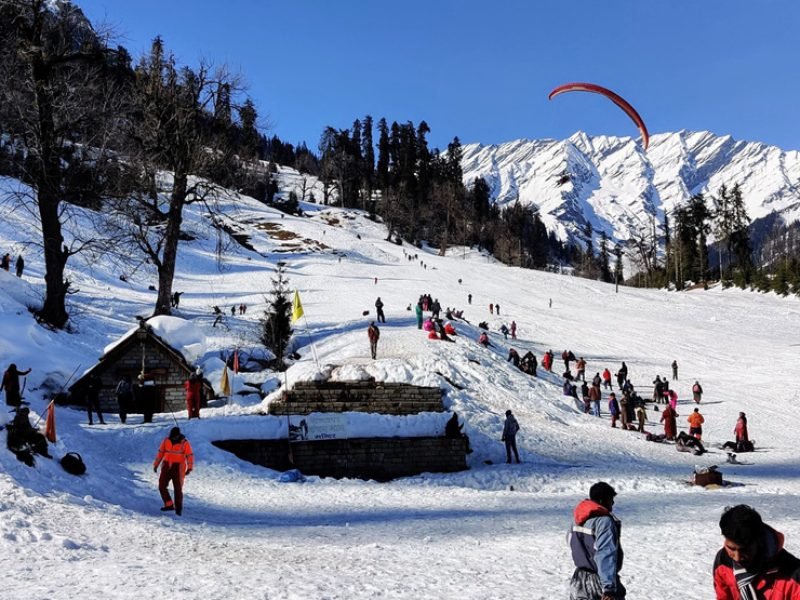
[0, 174, 799, 599]
[462, 131, 800, 245]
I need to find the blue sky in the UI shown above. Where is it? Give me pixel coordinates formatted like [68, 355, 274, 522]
[78, 1, 800, 152]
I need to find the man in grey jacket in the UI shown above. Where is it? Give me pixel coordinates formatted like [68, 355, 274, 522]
[502, 409, 520, 464]
[568, 481, 625, 599]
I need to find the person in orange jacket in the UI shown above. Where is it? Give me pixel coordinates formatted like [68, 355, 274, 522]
[153, 426, 194, 516]
[184, 371, 202, 419]
[687, 407, 705, 440]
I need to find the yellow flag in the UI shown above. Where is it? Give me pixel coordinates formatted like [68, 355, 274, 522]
[220, 365, 231, 396]
[292, 290, 304, 323]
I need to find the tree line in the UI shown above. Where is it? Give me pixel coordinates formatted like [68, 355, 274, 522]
[1, 1, 796, 333]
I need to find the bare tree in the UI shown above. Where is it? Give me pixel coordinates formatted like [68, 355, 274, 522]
[117, 38, 247, 316]
[0, 0, 124, 327]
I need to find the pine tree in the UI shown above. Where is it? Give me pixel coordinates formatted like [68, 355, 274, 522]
[260, 263, 293, 371]
[614, 246, 624, 285]
[599, 231, 612, 282]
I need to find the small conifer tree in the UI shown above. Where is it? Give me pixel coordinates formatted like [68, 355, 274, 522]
[260, 263, 293, 370]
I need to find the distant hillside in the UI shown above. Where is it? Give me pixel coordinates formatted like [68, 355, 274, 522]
[461, 131, 800, 247]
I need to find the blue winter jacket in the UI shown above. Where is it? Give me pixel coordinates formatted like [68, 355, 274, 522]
[569, 499, 624, 595]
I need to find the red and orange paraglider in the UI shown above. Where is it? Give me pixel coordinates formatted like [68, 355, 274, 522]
[548, 82, 649, 150]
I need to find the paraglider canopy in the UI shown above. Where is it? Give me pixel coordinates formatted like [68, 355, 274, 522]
[548, 82, 650, 150]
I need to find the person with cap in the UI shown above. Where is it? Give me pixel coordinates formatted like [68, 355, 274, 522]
[1, 363, 32, 407]
[153, 426, 194, 516]
[713, 504, 800, 599]
[568, 481, 626, 600]
[501, 409, 520, 464]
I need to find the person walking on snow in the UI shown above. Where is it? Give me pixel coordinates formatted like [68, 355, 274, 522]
[367, 322, 380, 359]
[489, 303, 493, 314]
[502, 409, 520, 463]
[687, 407, 705, 440]
[468, 293, 472, 305]
[510, 320, 517, 339]
[692, 380, 703, 403]
[153, 426, 194, 516]
[671, 360, 678, 381]
[15, 254, 24, 277]
[500, 324, 509, 340]
[568, 481, 626, 600]
[415, 302, 423, 329]
[375, 297, 386, 323]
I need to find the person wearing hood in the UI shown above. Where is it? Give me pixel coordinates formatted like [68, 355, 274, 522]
[568, 481, 625, 600]
[713, 504, 800, 599]
[153, 426, 194, 516]
[2, 363, 32, 407]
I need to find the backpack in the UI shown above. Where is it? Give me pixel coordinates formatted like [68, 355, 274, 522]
[692, 384, 700, 393]
[60, 452, 86, 476]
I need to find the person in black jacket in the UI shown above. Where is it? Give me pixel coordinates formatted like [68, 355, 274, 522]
[502, 410, 520, 464]
[1, 363, 31, 407]
[374, 297, 386, 323]
[86, 373, 105, 425]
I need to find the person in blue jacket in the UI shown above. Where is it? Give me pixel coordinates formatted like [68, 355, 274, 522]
[568, 481, 625, 600]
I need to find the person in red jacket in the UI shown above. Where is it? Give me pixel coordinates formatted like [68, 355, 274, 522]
[713, 504, 800, 600]
[660, 404, 678, 440]
[184, 371, 202, 419]
[367, 322, 380, 359]
[153, 426, 194, 516]
[602, 368, 612, 390]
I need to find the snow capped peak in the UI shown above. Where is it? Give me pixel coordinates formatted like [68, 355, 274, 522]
[462, 130, 800, 246]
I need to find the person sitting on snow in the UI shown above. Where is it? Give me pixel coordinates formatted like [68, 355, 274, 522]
[478, 332, 493, 348]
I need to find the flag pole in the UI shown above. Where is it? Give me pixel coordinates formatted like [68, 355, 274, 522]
[302, 314, 320, 369]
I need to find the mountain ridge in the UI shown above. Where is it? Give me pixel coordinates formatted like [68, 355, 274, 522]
[461, 130, 800, 247]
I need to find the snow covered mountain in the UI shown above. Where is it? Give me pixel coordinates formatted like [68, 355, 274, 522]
[461, 131, 800, 246]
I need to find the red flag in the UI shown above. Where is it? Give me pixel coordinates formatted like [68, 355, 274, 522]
[44, 403, 56, 443]
[233, 350, 239, 374]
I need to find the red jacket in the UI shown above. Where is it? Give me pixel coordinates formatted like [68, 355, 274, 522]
[713, 527, 800, 599]
[368, 325, 380, 343]
[154, 436, 194, 471]
[735, 417, 749, 442]
[602, 369, 611, 382]
[184, 379, 201, 403]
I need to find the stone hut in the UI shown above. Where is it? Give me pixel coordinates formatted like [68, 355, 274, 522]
[69, 320, 214, 415]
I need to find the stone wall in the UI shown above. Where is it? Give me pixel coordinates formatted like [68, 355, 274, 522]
[213, 436, 468, 481]
[268, 380, 444, 416]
